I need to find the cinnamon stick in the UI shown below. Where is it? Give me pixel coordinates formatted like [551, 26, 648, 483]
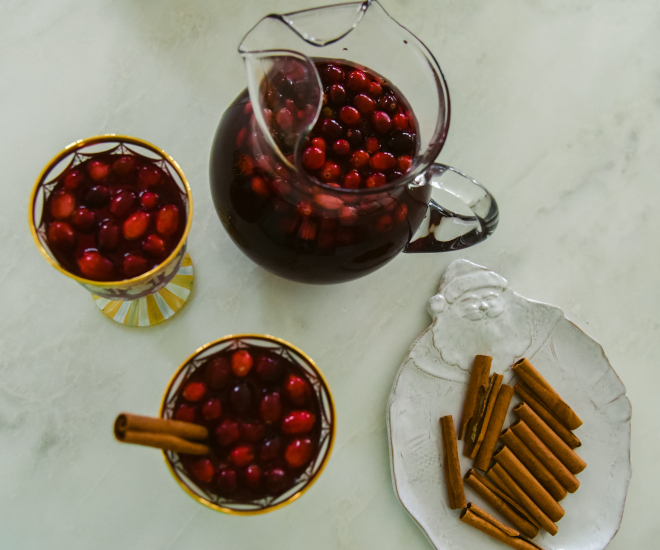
[114, 413, 209, 455]
[514, 403, 586, 475]
[512, 359, 582, 430]
[118, 431, 210, 455]
[459, 355, 491, 440]
[440, 415, 467, 509]
[464, 374, 503, 458]
[514, 383, 581, 449]
[493, 446, 565, 522]
[487, 463, 559, 536]
[473, 384, 514, 471]
[464, 469, 539, 539]
[500, 428, 567, 502]
[511, 420, 580, 493]
[460, 503, 545, 550]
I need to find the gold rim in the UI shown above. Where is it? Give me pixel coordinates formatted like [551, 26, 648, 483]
[28, 134, 194, 287]
[159, 334, 336, 516]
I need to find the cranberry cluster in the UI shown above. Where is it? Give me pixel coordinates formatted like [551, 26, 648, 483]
[173, 346, 321, 500]
[43, 153, 186, 281]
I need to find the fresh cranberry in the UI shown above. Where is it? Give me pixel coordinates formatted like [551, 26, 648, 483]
[216, 419, 241, 446]
[371, 111, 392, 133]
[245, 465, 262, 490]
[47, 222, 76, 249]
[175, 404, 196, 422]
[311, 137, 326, 151]
[84, 185, 110, 209]
[88, 160, 109, 181]
[333, 139, 350, 156]
[349, 150, 370, 169]
[123, 211, 151, 240]
[298, 218, 317, 240]
[281, 411, 316, 434]
[271, 177, 292, 197]
[320, 119, 343, 141]
[243, 421, 265, 442]
[182, 381, 206, 402]
[346, 70, 369, 93]
[370, 152, 396, 171]
[217, 468, 238, 496]
[315, 194, 344, 210]
[395, 203, 408, 223]
[142, 234, 166, 257]
[230, 445, 255, 467]
[236, 155, 254, 177]
[397, 155, 413, 172]
[260, 392, 283, 424]
[156, 205, 179, 237]
[231, 350, 253, 377]
[319, 161, 341, 182]
[346, 128, 363, 147]
[109, 190, 136, 218]
[339, 106, 360, 126]
[113, 155, 136, 175]
[343, 170, 362, 189]
[64, 169, 84, 190]
[71, 207, 96, 232]
[376, 214, 394, 232]
[329, 84, 347, 104]
[230, 383, 252, 414]
[202, 398, 222, 420]
[324, 64, 345, 84]
[297, 202, 314, 217]
[379, 94, 399, 114]
[285, 438, 314, 468]
[140, 191, 159, 210]
[285, 375, 311, 406]
[276, 107, 294, 131]
[249, 176, 270, 198]
[339, 206, 358, 225]
[97, 220, 119, 250]
[138, 166, 162, 187]
[354, 94, 376, 116]
[255, 356, 283, 382]
[389, 131, 415, 154]
[236, 127, 247, 148]
[260, 437, 282, 461]
[205, 357, 232, 389]
[365, 172, 387, 188]
[123, 254, 149, 278]
[265, 468, 288, 494]
[191, 459, 215, 483]
[50, 191, 75, 220]
[302, 146, 325, 171]
[77, 250, 114, 280]
[365, 137, 380, 154]
[368, 81, 383, 97]
[393, 112, 409, 130]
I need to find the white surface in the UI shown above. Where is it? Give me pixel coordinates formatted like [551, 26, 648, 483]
[0, 1, 658, 549]
[388, 260, 631, 550]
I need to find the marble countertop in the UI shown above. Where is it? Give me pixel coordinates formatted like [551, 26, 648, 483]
[1, 0, 658, 548]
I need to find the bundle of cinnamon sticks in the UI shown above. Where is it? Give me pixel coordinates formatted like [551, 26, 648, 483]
[440, 355, 586, 549]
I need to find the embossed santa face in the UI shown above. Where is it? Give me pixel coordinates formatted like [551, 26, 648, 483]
[451, 287, 506, 321]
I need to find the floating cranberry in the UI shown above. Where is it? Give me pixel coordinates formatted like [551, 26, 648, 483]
[365, 137, 380, 154]
[324, 65, 345, 84]
[285, 375, 311, 406]
[389, 131, 415, 154]
[311, 137, 326, 151]
[138, 166, 162, 187]
[397, 155, 413, 172]
[371, 111, 392, 134]
[236, 127, 247, 148]
[339, 106, 360, 126]
[379, 94, 398, 114]
[113, 155, 136, 175]
[276, 108, 294, 131]
[302, 146, 325, 171]
[368, 81, 383, 97]
[64, 169, 84, 190]
[142, 234, 166, 257]
[249, 176, 270, 197]
[319, 161, 341, 182]
[329, 84, 347, 104]
[260, 437, 282, 462]
[343, 170, 362, 189]
[366, 172, 387, 188]
[393, 112, 409, 130]
[370, 152, 396, 171]
[320, 118, 343, 140]
[123, 211, 150, 240]
[205, 357, 232, 389]
[297, 202, 313, 217]
[285, 438, 314, 468]
[315, 194, 344, 210]
[243, 421, 265, 442]
[339, 206, 358, 225]
[231, 350, 253, 377]
[97, 220, 119, 251]
[256, 356, 283, 383]
[88, 160, 109, 181]
[350, 150, 370, 169]
[388, 170, 404, 182]
[77, 250, 114, 280]
[182, 381, 206, 402]
[245, 465, 262, 490]
[123, 254, 149, 278]
[47, 222, 76, 250]
[191, 459, 215, 483]
[216, 419, 241, 446]
[156, 205, 179, 237]
[354, 93, 376, 116]
[395, 203, 408, 223]
[109, 190, 136, 218]
[346, 70, 369, 93]
[50, 191, 75, 220]
[282, 411, 316, 435]
[230, 445, 255, 467]
[271, 177, 292, 197]
[71, 207, 96, 232]
[298, 218, 317, 240]
[202, 398, 222, 420]
[260, 392, 283, 424]
[376, 214, 394, 232]
[84, 185, 110, 209]
[265, 468, 288, 494]
[217, 468, 238, 496]
[175, 404, 196, 423]
[230, 383, 252, 414]
[332, 139, 350, 156]
[346, 128, 363, 147]
[140, 191, 159, 210]
[236, 155, 254, 178]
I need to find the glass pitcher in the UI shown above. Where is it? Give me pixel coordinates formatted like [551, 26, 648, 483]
[210, 0, 498, 284]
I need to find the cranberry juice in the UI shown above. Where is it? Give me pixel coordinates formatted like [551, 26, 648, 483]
[210, 60, 430, 284]
[172, 345, 322, 501]
[41, 152, 187, 281]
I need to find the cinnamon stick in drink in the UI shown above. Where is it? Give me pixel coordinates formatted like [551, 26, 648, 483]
[487, 463, 559, 536]
[464, 469, 539, 539]
[512, 359, 582, 430]
[514, 383, 581, 449]
[464, 374, 503, 458]
[117, 431, 210, 455]
[459, 355, 491, 441]
[473, 384, 515, 471]
[440, 415, 467, 509]
[514, 403, 586, 475]
[511, 420, 580, 493]
[500, 428, 567, 501]
[493, 446, 565, 522]
[460, 503, 545, 550]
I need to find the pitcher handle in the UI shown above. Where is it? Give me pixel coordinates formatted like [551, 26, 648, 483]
[404, 163, 499, 253]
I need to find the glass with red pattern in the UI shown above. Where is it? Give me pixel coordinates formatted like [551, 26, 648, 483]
[210, 0, 498, 284]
